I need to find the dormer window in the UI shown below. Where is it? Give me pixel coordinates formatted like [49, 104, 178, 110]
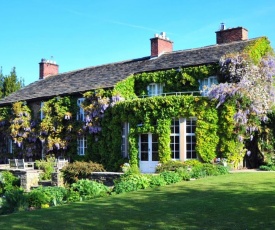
[147, 83, 164, 96]
[199, 76, 218, 96]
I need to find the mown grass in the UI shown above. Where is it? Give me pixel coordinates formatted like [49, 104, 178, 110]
[1, 172, 275, 230]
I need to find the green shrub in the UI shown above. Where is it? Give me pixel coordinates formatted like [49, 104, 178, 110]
[148, 175, 167, 187]
[0, 171, 20, 195]
[35, 155, 56, 180]
[184, 159, 203, 167]
[259, 159, 275, 171]
[61, 161, 105, 184]
[125, 164, 141, 175]
[71, 179, 110, 200]
[189, 164, 229, 179]
[113, 174, 150, 194]
[0, 188, 27, 214]
[259, 165, 275, 171]
[201, 163, 220, 176]
[175, 167, 192, 181]
[160, 171, 182, 185]
[156, 160, 186, 173]
[28, 186, 68, 208]
[216, 165, 229, 175]
[189, 165, 207, 179]
[27, 188, 50, 208]
[67, 190, 81, 203]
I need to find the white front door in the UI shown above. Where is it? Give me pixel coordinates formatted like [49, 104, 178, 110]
[139, 133, 159, 173]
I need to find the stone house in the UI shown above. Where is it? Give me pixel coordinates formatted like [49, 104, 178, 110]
[0, 25, 272, 172]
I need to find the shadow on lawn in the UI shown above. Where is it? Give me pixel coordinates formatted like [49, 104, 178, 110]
[1, 175, 275, 229]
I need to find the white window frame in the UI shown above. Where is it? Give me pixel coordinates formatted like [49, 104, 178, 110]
[121, 122, 129, 158]
[77, 98, 85, 121]
[77, 136, 87, 156]
[199, 76, 218, 96]
[170, 117, 197, 161]
[147, 83, 164, 96]
[170, 119, 180, 160]
[184, 118, 197, 160]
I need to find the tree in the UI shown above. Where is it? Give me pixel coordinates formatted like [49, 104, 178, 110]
[0, 67, 24, 98]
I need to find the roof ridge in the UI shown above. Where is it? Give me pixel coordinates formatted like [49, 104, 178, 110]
[42, 56, 151, 80]
[167, 37, 264, 55]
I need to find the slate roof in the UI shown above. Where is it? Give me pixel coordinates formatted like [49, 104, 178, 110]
[0, 37, 262, 105]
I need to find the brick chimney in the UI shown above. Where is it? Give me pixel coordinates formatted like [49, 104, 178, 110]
[216, 24, 248, 44]
[39, 58, 59, 79]
[150, 32, 173, 57]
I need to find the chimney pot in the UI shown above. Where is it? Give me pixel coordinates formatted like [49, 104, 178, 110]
[220, 23, 226, 30]
[216, 26, 248, 44]
[39, 58, 59, 79]
[150, 32, 173, 57]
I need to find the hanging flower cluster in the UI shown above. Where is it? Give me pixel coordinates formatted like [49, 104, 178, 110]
[208, 54, 275, 139]
[39, 96, 74, 152]
[82, 90, 124, 134]
[9, 101, 33, 147]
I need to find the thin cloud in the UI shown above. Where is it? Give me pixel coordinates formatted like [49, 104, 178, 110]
[107, 20, 159, 33]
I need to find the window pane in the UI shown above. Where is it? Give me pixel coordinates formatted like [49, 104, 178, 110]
[152, 151, 159, 161]
[152, 134, 158, 143]
[141, 152, 148, 161]
[170, 119, 180, 160]
[152, 143, 158, 152]
[141, 134, 148, 142]
[141, 143, 148, 151]
[185, 118, 196, 159]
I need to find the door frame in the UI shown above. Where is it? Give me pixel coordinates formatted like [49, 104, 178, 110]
[139, 133, 159, 173]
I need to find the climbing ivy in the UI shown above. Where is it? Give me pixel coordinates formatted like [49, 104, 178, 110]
[113, 76, 137, 99]
[243, 37, 274, 64]
[98, 95, 219, 171]
[133, 65, 218, 96]
[217, 100, 246, 168]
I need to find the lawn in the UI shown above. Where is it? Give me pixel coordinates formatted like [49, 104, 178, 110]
[1, 172, 275, 230]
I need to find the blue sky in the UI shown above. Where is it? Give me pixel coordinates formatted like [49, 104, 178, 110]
[1, 0, 275, 85]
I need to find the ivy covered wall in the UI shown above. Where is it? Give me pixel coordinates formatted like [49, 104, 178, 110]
[99, 95, 219, 171]
[0, 36, 273, 170]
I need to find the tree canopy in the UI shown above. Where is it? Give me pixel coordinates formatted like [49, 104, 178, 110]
[0, 67, 24, 98]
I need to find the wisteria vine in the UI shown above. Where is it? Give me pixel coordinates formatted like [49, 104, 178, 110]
[208, 54, 275, 140]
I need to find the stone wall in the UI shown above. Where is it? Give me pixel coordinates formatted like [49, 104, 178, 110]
[0, 169, 42, 192]
[90, 172, 123, 186]
[51, 171, 64, 187]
